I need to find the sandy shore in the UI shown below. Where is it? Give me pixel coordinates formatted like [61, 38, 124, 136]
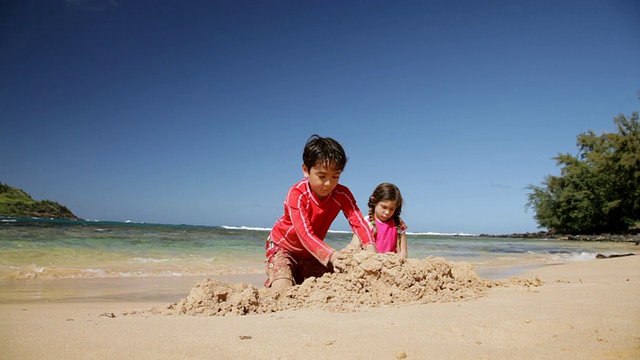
[1, 256, 638, 359]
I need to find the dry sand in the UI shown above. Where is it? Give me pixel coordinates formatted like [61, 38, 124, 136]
[1, 254, 638, 359]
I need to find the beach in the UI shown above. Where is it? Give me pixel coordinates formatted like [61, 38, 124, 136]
[1, 255, 638, 359]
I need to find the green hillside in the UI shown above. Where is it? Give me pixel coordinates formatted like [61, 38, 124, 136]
[0, 183, 79, 219]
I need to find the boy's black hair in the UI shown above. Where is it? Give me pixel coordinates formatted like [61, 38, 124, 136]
[302, 134, 348, 171]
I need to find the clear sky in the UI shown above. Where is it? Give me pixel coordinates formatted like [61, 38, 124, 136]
[1, 0, 639, 234]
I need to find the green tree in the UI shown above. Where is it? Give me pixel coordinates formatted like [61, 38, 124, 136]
[526, 112, 640, 234]
[0, 183, 79, 219]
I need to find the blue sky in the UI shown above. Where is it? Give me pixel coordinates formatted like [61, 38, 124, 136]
[1, 0, 639, 234]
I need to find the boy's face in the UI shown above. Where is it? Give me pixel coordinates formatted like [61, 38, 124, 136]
[302, 163, 342, 200]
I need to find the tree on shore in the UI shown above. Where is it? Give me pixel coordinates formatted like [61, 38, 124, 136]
[526, 112, 640, 234]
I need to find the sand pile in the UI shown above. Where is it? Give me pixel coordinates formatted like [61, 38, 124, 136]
[141, 250, 537, 316]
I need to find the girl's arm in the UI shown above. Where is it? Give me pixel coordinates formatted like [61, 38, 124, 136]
[335, 186, 375, 248]
[349, 233, 361, 247]
[397, 233, 408, 259]
[348, 233, 377, 252]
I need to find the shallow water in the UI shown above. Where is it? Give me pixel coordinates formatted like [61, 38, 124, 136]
[1, 218, 637, 302]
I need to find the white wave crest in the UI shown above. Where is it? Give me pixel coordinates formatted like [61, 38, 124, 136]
[221, 225, 272, 231]
[550, 252, 597, 262]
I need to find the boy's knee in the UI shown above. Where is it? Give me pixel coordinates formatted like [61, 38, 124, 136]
[270, 278, 294, 291]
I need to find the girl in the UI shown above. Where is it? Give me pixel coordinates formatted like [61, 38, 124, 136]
[350, 183, 408, 259]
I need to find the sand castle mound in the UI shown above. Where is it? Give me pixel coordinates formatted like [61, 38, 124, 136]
[142, 249, 529, 316]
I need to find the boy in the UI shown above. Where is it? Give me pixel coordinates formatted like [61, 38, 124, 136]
[265, 134, 376, 290]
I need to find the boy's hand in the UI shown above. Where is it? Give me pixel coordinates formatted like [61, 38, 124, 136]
[329, 251, 347, 272]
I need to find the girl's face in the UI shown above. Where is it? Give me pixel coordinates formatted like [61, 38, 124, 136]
[373, 199, 398, 222]
[303, 164, 341, 200]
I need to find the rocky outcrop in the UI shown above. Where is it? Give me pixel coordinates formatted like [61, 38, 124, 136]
[481, 231, 640, 244]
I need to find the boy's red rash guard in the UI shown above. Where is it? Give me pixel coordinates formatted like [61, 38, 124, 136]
[269, 178, 374, 266]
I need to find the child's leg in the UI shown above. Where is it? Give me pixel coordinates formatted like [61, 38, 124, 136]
[270, 278, 294, 290]
[265, 246, 295, 289]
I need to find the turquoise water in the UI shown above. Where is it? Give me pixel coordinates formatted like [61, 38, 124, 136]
[1, 217, 638, 282]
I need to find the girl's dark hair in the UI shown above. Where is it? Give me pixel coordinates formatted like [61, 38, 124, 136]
[302, 134, 348, 171]
[368, 183, 403, 235]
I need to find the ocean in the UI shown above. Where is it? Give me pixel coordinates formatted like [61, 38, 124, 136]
[1, 217, 637, 303]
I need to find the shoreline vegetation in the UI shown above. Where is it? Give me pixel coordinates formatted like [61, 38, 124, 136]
[525, 113, 640, 235]
[0, 183, 78, 220]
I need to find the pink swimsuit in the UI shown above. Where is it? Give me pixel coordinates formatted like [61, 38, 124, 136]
[373, 218, 398, 253]
[367, 216, 407, 253]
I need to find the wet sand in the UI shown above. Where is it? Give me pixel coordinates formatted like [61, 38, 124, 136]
[1, 255, 638, 359]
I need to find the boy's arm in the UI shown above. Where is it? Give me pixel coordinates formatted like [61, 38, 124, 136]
[287, 192, 336, 266]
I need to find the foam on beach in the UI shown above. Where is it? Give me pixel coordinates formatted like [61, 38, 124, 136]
[139, 248, 541, 316]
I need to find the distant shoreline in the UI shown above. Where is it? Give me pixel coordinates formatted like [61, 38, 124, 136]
[483, 231, 640, 243]
[3, 216, 640, 243]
